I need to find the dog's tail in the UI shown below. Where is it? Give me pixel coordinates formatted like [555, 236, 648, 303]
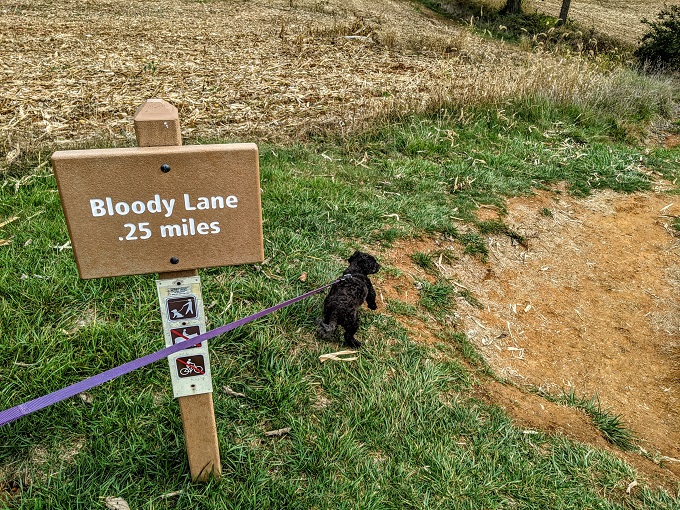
[317, 318, 337, 340]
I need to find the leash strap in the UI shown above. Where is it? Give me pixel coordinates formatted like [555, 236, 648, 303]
[0, 277, 342, 427]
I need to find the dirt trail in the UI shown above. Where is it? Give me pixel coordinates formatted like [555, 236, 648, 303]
[379, 185, 680, 489]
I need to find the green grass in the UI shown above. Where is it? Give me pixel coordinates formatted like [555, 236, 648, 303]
[419, 280, 456, 314]
[409, 252, 436, 271]
[1, 96, 679, 508]
[476, 220, 526, 247]
[545, 390, 637, 451]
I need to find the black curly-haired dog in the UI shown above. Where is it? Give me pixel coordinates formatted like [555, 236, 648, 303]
[317, 251, 380, 348]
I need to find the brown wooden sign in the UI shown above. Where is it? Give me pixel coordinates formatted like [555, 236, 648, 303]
[52, 143, 264, 279]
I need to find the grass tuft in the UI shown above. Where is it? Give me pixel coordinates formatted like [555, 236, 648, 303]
[548, 390, 637, 450]
[672, 217, 680, 233]
[476, 219, 527, 247]
[409, 251, 436, 271]
[419, 280, 456, 314]
[455, 232, 490, 261]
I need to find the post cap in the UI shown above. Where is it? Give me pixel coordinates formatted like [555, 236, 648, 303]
[133, 99, 182, 147]
[134, 98, 179, 122]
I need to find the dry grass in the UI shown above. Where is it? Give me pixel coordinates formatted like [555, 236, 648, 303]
[0, 0, 674, 170]
[525, 0, 680, 44]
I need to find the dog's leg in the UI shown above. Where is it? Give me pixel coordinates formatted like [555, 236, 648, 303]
[317, 307, 338, 340]
[366, 280, 378, 310]
[342, 311, 362, 349]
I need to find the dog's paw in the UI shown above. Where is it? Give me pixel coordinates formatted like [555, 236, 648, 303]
[345, 339, 362, 349]
[368, 303, 377, 310]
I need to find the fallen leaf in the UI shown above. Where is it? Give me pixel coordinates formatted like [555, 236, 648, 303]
[51, 241, 71, 251]
[20, 273, 50, 280]
[78, 392, 94, 404]
[0, 216, 18, 229]
[265, 427, 291, 437]
[223, 386, 245, 398]
[0, 238, 13, 246]
[160, 490, 183, 499]
[299, 272, 307, 282]
[104, 496, 130, 510]
[319, 350, 358, 363]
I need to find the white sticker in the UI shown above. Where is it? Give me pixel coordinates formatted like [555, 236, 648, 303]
[156, 276, 213, 398]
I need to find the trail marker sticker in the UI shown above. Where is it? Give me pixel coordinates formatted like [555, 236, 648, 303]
[176, 356, 206, 377]
[171, 326, 202, 348]
[157, 276, 212, 397]
[166, 296, 198, 320]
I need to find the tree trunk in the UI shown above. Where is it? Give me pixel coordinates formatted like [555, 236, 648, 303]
[500, 0, 523, 15]
[557, 0, 572, 25]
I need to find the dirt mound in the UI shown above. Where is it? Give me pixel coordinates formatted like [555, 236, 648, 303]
[378, 186, 680, 490]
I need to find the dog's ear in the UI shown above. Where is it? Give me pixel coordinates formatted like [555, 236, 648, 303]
[348, 251, 361, 263]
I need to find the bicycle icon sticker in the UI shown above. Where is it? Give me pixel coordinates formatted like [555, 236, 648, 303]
[166, 296, 198, 320]
[176, 355, 206, 378]
[171, 326, 202, 349]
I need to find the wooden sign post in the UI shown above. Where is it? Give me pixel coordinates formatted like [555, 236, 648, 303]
[51, 99, 265, 482]
[135, 99, 219, 483]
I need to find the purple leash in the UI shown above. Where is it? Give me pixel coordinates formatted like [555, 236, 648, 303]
[0, 277, 344, 427]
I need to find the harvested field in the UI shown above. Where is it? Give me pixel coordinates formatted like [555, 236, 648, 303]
[0, 0, 655, 169]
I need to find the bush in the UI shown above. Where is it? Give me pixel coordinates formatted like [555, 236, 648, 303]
[635, 5, 680, 71]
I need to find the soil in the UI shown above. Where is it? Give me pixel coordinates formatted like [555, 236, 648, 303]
[378, 184, 680, 491]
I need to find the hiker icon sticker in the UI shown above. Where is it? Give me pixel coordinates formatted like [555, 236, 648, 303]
[166, 296, 198, 320]
[171, 326, 202, 348]
[176, 355, 206, 378]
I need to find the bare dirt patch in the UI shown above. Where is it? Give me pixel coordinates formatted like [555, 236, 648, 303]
[378, 187, 680, 489]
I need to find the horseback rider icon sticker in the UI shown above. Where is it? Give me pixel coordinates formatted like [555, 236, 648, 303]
[171, 326, 202, 348]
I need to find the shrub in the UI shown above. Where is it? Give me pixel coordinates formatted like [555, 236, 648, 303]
[635, 5, 680, 71]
